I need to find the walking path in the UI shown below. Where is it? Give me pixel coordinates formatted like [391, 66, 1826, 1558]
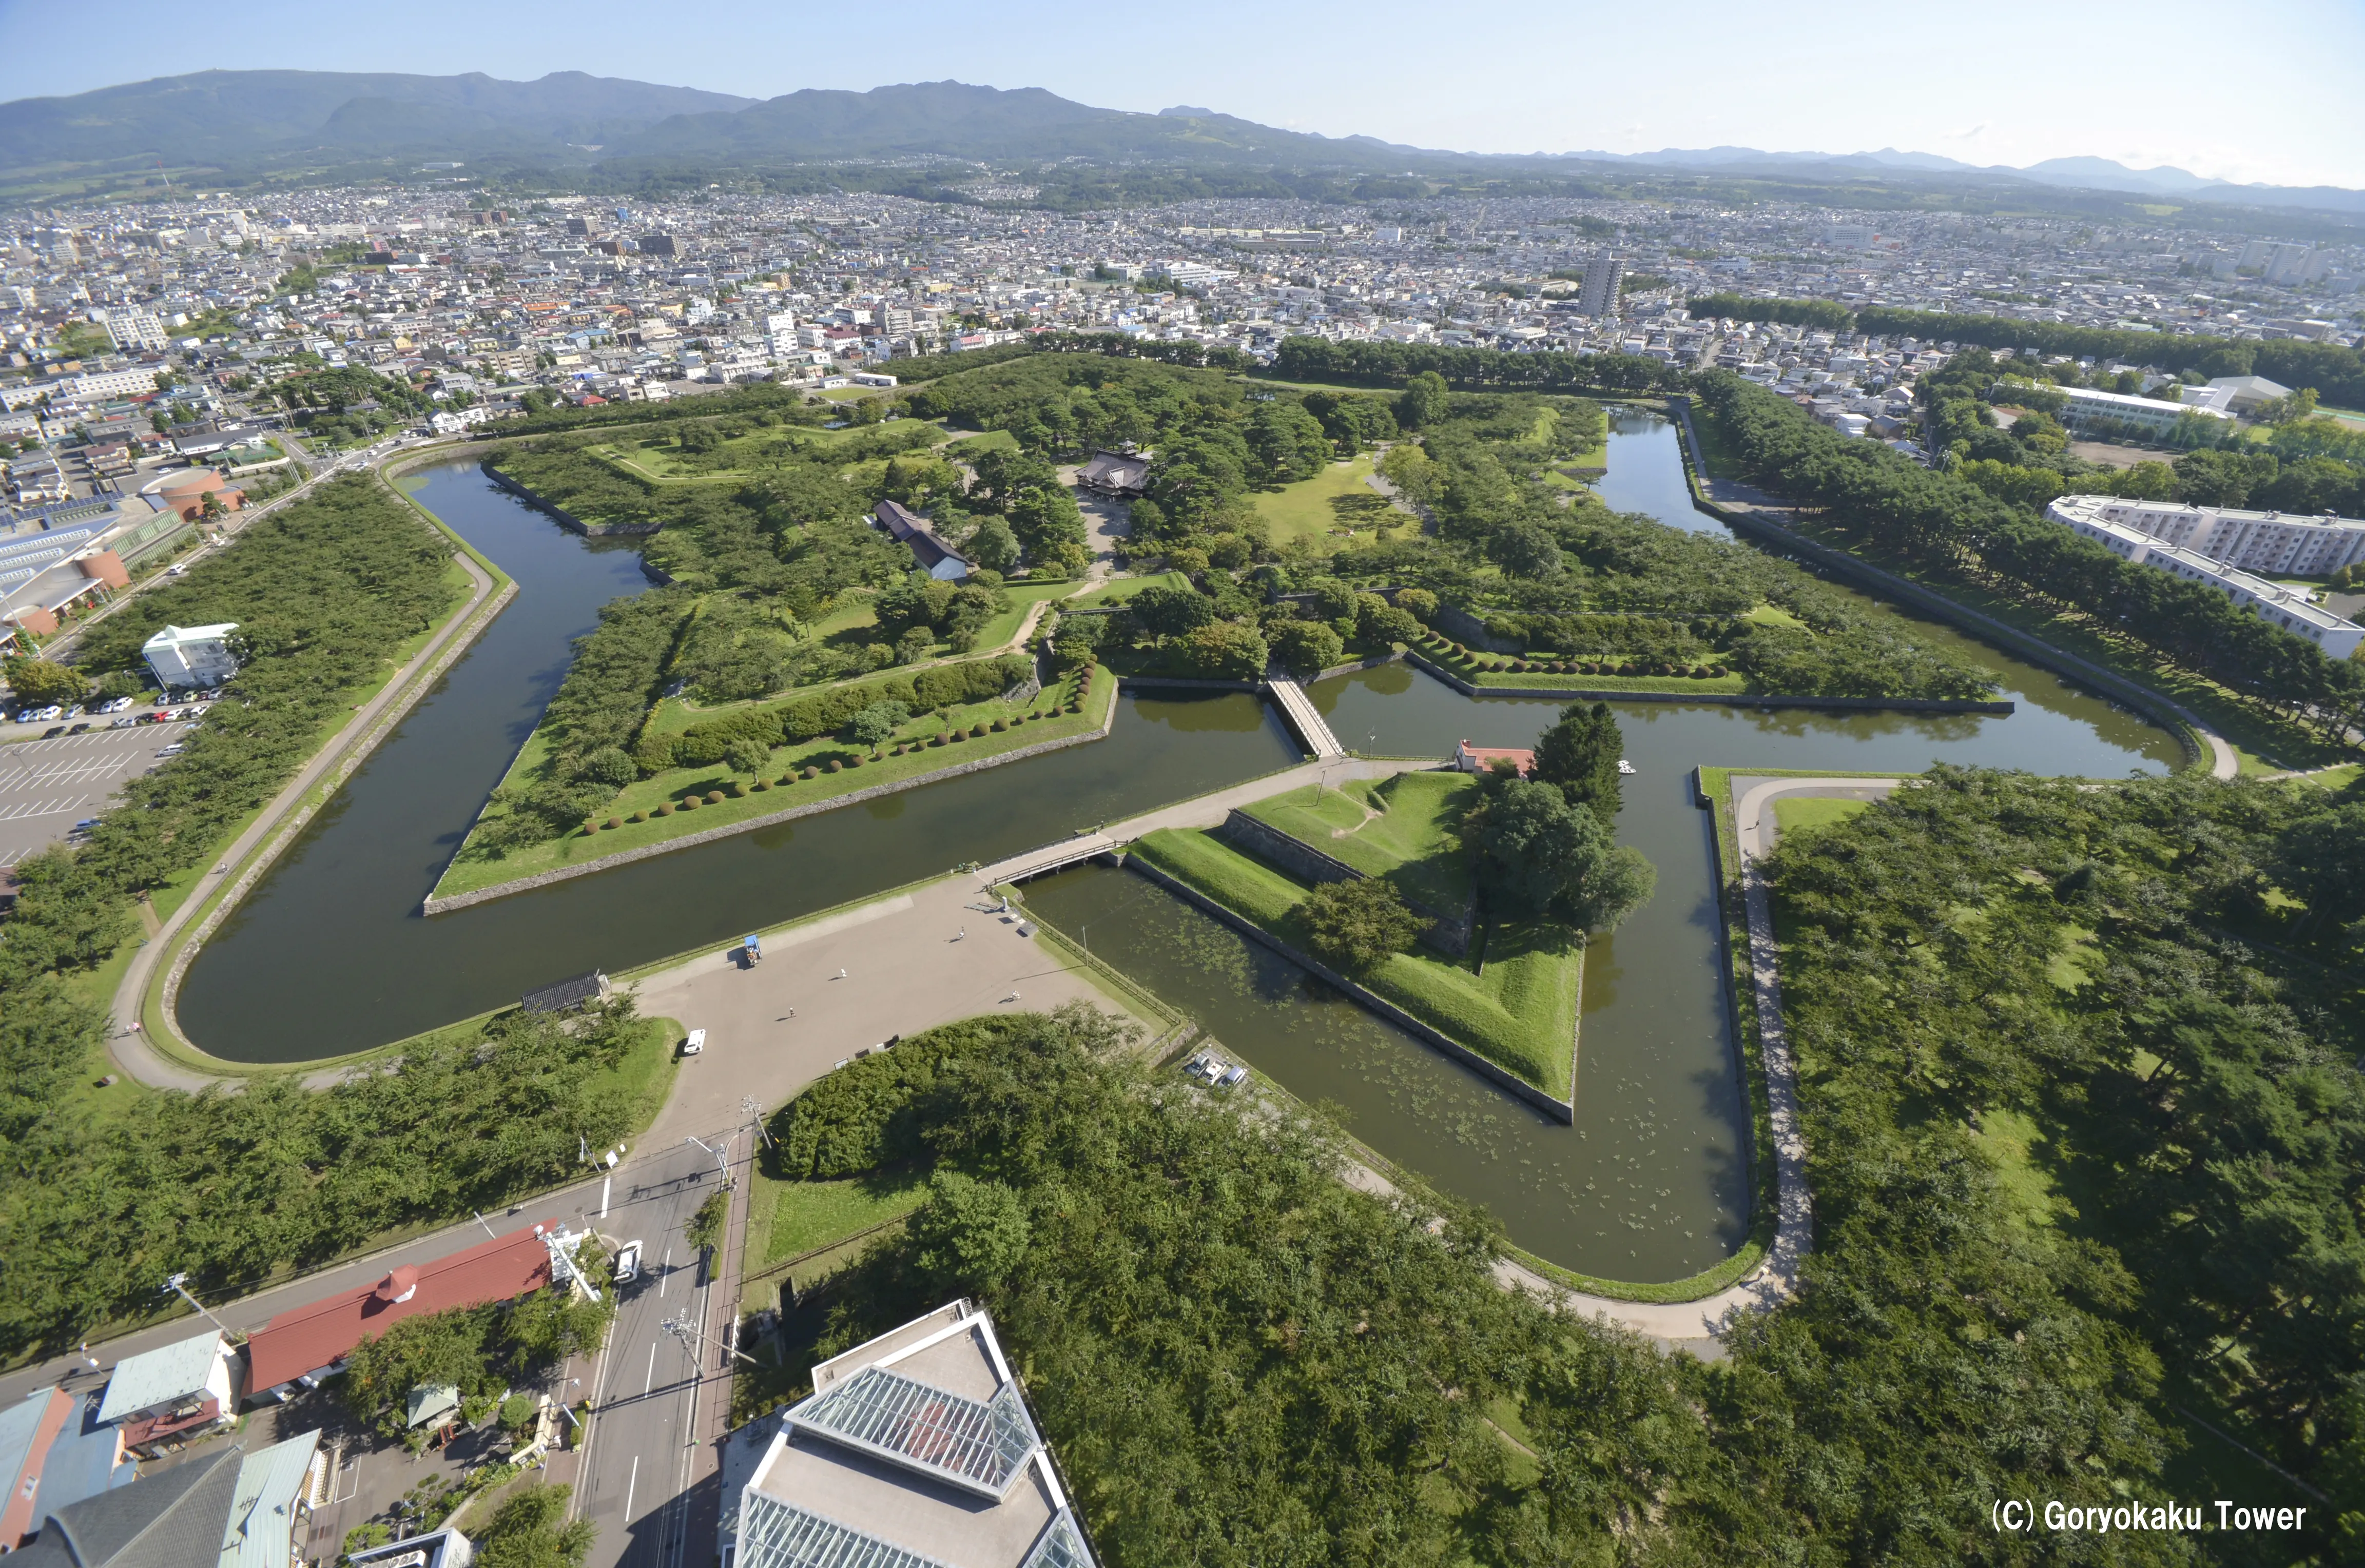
[1482, 774, 1896, 1353]
[1663, 401, 2239, 780]
[106, 542, 507, 1090]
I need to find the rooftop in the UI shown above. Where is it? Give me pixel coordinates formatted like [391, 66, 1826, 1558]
[95, 1332, 226, 1426]
[243, 1229, 552, 1392]
[741, 1303, 1094, 1568]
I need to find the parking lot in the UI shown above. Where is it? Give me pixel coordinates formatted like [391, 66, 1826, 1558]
[0, 715, 197, 869]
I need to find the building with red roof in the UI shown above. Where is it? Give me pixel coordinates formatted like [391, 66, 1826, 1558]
[1453, 740, 1534, 776]
[243, 1228, 553, 1401]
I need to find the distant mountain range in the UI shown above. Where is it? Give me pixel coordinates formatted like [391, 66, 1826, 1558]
[2, 69, 2359, 219]
[1562, 144, 2365, 214]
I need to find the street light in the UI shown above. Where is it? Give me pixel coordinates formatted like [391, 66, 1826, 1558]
[161, 1273, 239, 1342]
[684, 1134, 730, 1183]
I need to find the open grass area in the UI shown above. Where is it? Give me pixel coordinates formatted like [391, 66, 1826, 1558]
[946, 427, 1019, 456]
[1242, 771, 1476, 911]
[434, 664, 1114, 899]
[1771, 795, 1872, 840]
[1128, 825, 1577, 1099]
[1253, 455, 1404, 553]
[749, 1171, 932, 1271]
[1061, 571, 1192, 609]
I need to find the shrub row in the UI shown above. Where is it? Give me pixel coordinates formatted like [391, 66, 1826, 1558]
[653, 655, 1032, 769]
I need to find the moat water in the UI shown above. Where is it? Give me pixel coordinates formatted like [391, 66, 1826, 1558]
[179, 426, 2180, 1282]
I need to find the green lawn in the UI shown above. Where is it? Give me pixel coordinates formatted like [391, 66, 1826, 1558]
[749, 1171, 931, 1270]
[1062, 571, 1193, 609]
[1129, 826, 1578, 1099]
[1771, 795, 1871, 841]
[1253, 456, 1404, 553]
[1242, 771, 1476, 912]
[946, 428, 1019, 457]
[434, 664, 1115, 898]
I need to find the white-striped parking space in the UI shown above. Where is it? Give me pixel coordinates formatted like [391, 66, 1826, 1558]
[0, 722, 192, 868]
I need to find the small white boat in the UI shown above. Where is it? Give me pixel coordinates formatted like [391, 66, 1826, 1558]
[1617, 758, 1636, 775]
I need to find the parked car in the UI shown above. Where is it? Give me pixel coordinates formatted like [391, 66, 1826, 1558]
[29, 706, 62, 723]
[613, 1240, 644, 1285]
[135, 711, 161, 724]
[109, 717, 138, 729]
[156, 743, 184, 757]
[681, 1029, 705, 1056]
[70, 818, 100, 834]
[185, 702, 211, 717]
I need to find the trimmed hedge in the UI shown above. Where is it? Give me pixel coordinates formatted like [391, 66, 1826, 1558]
[663, 655, 1031, 768]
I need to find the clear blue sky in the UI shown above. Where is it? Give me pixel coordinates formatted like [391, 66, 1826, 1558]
[3, 0, 2360, 189]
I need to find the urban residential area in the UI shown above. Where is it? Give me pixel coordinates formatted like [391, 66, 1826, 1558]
[1, 23, 2361, 1568]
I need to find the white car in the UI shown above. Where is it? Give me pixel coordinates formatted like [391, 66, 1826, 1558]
[682, 1028, 705, 1056]
[613, 1240, 644, 1285]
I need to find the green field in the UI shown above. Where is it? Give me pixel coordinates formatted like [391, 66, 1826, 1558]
[750, 1171, 931, 1270]
[1129, 824, 1578, 1098]
[434, 664, 1115, 898]
[1241, 771, 1476, 912]
[1253, 455, 1406, 552]
[1061, 571, 1193, 609]
[1771, 795, 1871, 841]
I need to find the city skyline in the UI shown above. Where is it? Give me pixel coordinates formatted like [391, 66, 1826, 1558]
[2, 0, 2360, 192]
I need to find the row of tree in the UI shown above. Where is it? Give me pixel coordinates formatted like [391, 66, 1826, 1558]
[1691, 370, 2365, 739]
[0, 480, 680, 1356]
[1687, 292, 2365, 410]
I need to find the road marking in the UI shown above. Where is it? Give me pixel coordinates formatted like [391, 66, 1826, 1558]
[644, 1341, 656, 1396]
[623, 1455, 637, 1525]
[658, 1247, 671, 1298]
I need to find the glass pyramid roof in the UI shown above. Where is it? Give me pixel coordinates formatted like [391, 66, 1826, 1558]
[790, 1365, 1041, 1500]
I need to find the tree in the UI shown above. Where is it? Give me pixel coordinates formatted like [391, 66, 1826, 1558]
[2269, 795, 2365, 939]
[1468, 776, 1655, 931]
[686, 1189, 728, 1255]
[1529, 701, 1623, 820]
[475, 1484, 595, 1568]
[1007, 484, 1086, 564]
[1300, 877, 1424, 972]
[908, 1169, 1032, 1290]
[966, 517, 1021, 573]
[845, 700, 909, 750]
[1172, 620, 1267, 681]
[1397, 371, 1449, 429]
[3, 657, 87, 708]
[1269, 619, 1343, 677]
[724, 736, 771, 776]
[1129, 584, 1217, 641]
[1491, 524, 1563, 579]
[1246, 400, 1332, 484]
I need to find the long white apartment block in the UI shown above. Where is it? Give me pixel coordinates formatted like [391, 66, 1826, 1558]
[2047, 494, 2364, 659]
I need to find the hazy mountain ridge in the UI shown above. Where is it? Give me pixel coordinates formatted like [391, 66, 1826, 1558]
[1, 69, 2357, 217]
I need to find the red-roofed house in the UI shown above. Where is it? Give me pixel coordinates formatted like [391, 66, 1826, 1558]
[1453, 740, 1534, 775]
[243, 1228, 553, 1402]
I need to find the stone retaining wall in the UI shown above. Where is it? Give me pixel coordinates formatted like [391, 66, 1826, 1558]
[1403, 650, 2015, 714]
[1125, 856, 1574, 1123]
[421, 698, 1118, 915]
[1215, 808, 1471, 957]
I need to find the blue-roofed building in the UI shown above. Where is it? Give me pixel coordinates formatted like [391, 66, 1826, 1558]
[732, 1301, 1095, 1568]
[94, 1331, 242, 1457]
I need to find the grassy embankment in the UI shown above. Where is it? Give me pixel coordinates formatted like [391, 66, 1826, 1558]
[432, 663, 1117, 900]
[1239, 770, 1475, 913]
[1127, 811, 1579, 1101]
[1409, 632, 1749, 696]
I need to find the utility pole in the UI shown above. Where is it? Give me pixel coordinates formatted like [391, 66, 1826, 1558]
[161, 1274, 239, 1342]
[661, 1316, 762, 1370]
[743, 1097, 772, 1150]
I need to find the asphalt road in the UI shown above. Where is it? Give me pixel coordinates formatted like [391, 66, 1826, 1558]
[572, 1128, 750, 1568]
[0, 716, 195, 869]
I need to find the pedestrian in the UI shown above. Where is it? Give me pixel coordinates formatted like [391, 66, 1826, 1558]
[954, 928, 965, 942]
[834, 968, 846, 980]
